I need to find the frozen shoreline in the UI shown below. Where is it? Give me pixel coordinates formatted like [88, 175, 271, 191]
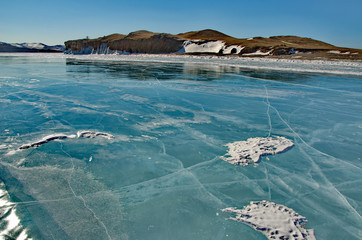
[1, 52, 362, 77]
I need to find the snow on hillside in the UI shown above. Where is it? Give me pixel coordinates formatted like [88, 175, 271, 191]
[178, 40, 244, 54]
[0, 42, 65, 52]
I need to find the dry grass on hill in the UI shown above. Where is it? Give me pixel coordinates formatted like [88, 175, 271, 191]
[66, 29, 362, 59]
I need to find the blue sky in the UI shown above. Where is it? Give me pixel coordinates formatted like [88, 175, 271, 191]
[1, 0, 361, 48]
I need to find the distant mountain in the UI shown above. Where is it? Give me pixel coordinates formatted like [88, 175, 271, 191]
[64, 29, 362, 60]
[0, 42, 65, 52]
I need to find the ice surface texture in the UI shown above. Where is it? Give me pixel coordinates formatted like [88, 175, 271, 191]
[0, 181, 31, 240]
[221, 136, 294, 165]
[223, 200, 316, 240]
[1, 54, 362, 239]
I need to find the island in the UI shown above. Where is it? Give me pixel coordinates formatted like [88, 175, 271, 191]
[64, 29, 362, 60]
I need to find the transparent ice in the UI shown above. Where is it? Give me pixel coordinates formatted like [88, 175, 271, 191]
[0, 53, 361, 239]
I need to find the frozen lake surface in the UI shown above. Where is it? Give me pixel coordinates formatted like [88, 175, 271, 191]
[0, 53, 362, 239]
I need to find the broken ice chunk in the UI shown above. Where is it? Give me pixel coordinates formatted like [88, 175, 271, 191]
[221, 136, 294, 166]
[222, 200, 316, 240]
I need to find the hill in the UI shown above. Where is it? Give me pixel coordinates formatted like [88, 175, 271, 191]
[0, 42, 65, 52]
[64, 29, 362, 60]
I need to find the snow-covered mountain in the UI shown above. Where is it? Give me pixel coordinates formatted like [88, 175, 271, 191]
[0, 42, 65, 52]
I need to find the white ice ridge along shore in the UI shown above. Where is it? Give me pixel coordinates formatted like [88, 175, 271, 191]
[221, 136, 294, 166]
[0, 182, 31, 240]
[222, 200, 316, 240]
[19, 130, 114, 150]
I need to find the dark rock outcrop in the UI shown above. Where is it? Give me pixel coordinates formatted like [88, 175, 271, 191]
[65, 31, 184, 54]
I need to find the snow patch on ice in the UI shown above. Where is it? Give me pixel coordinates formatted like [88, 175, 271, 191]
[221, 136, 294, 166]
[222, 200, 316, 240]
[0, 182, 32, 240]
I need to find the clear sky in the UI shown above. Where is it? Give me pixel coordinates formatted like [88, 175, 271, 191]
[1, 0, 361, 48]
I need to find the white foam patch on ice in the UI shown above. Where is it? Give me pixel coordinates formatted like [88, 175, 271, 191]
[0, 182, 32, 240]
[221, 136, 294, 166]
[222, 200, 316, 240]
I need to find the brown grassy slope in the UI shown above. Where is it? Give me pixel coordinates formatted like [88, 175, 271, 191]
[177, 30, 339, 50]
[94, 33, 126, 41]
[177, 29, 238, 42]
[65, 30, 184, 53]
[65, 29, 362, 57]
[235, 36, 338, 50]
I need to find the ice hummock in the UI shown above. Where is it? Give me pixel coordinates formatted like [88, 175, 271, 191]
[221, 136, 294, 165]
[222, 200, 316, 240]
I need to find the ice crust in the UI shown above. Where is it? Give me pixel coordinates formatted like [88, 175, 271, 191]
[18, 131, 114, 150]
[0, 182, 31, 240]
[223, 200, 316, 240]
[221, 136, 294, 166]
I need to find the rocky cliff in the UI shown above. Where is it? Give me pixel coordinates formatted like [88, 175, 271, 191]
[64, 29, 362, 60]
[65, 31, 184, 54]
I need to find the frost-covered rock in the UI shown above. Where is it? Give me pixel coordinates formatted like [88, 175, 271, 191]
[222, 200, 316, 240]
[221, 136, 294, 165]
[19, 133, 69, 149]
[18, 130, 114, 150]
[77, 130, 114, 140]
